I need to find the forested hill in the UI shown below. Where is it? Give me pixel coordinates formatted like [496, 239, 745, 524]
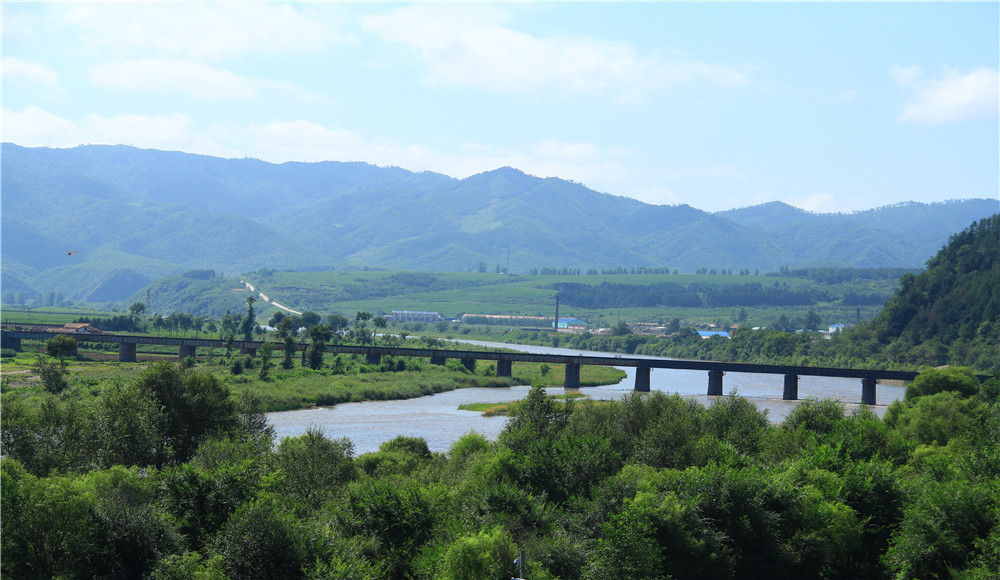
[3, 143, 997, 303]
[854, 214, 999, 370]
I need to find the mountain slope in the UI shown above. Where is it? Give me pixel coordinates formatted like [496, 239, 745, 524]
[3, 143, 997, 303]
[847, 214, 999, 371]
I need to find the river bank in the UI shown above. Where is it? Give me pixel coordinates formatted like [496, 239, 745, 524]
[268, 340, 905, 453]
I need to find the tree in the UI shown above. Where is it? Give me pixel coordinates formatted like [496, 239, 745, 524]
[134, 361, 237, 466]
[91, 379, 162, 468]
[45, 335, 78, 367]
[267, 311, 285, 328]
[804, 310, 822, 331]
[373, 316, 388, 344]
[307, 325, 332, 370]
[240, 297, 256, 342]
[300, 311, 321, 329]
[36, 356, 69, 394]
[214, 495, 313, 579]
[354, 311, 373, 344]
[611, 321, 631, 336]
[275, 426, 356, 510]
[904, 366, 981, 400]
[257, 342, 275, 380]
[274, 317, 293, 339]
[327, 313, 349, 334]
[129, 302, 146, 321]
[281, 336, 296, 370]
[440, 527, 518, 580]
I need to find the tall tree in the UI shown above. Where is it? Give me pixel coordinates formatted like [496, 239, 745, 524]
[372, 316, 387, 344]
[241, 297, 257, 342]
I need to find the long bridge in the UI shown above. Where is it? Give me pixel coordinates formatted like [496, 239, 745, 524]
[2, 328, 977, 405]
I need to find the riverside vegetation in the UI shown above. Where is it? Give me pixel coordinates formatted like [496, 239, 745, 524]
[2, 362, 997, 578]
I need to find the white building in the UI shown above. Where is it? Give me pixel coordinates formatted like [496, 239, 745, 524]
[389, 310, 443, 323]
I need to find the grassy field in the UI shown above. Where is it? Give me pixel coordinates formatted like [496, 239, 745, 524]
[248, 270, 892, 329]
[1, 306, 117, 325]
[1, 340, 626, 413]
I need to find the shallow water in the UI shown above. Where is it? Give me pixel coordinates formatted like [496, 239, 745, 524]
[268, 340, 903, 453]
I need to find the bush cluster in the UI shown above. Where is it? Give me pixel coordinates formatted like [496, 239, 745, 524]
[2, 362, 997, 578]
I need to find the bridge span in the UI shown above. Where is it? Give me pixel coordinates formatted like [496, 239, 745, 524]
[3, 329, 969, 405]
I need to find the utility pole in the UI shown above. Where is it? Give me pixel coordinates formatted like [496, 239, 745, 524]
[513, 549, 526, 579]
[554, 296, 559, 332]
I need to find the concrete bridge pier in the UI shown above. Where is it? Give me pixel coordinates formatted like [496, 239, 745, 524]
[240, 346, 257, 357]
[783, 373, 799, 400]
[2, 336, 21, 351]
[861, 377, 877, 405]
[635, 366, 651, 392]
[301, 349, 308, 367]
[564, 363, 581, 389]
[119, 342, 137, 362]
[178, 345, 197, 362]
[496, 359, 512, 377]
[708, 369, 724, 396]
[366, 353, 382, 365]
[430, 356, 446, 366]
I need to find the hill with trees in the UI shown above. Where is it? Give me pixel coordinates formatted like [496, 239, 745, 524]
[3, 143, 997, 303]
[847, 214, 999, 371]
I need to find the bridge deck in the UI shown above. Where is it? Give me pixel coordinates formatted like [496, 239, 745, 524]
[0, 328, 938, 382]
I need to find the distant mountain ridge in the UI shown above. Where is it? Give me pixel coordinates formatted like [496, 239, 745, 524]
[2, 143, 997, 303]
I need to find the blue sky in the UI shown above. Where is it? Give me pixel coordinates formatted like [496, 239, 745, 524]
[3, 2, 997, 212]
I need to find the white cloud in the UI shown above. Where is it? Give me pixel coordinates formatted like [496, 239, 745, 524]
[211, 120, 366, 162]
[1, 57, 61, 92]
[362, 5, 750, 100]
[57, 3, 351, 61]
[90, 60, 257, 99]
[2, 106, 81, 146]
[1, 106, 198, 151]
[787, 192, 839, 213]
[88, 59, 328, 102]
[80, 113, 196, 150]
[0, 108, 718, 209]
[209, 122, 633, 195]
[892, 65, 999, 124]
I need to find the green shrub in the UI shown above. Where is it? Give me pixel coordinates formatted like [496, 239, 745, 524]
[905, 366, 981, 400]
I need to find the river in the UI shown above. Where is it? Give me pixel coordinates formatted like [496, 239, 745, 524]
[267, 340, 904, 453]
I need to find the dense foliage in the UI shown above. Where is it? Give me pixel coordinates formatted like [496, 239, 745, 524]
[2, 362, 997, 579]
[857, 215, 999, 369]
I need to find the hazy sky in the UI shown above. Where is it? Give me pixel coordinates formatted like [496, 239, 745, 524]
[3, 2, 998, 212]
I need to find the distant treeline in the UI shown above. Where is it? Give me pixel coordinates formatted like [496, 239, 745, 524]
[768, 266, 922, 284]
[74, 315, 141, 333]
[530, 266, 679, 275]
[554, 281, 827, 309]
[529, 267, 920, 280]
[268, 272, 491, 306]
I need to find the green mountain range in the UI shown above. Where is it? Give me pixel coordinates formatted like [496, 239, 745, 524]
[3, 143, 997, 303]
